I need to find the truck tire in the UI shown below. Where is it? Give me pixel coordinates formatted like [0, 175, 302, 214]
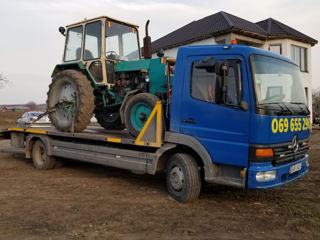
[166, 153, 201, 202]
[94, 109, 124, 130]
[47, 70, 95, 132]
[32, 140, 56, 170]
[124, 93, 159, 137]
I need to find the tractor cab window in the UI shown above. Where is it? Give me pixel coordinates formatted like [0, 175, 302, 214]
[89, 61, 103, 83]
[105, 21, 140, 61]
[106, 61, 115, 84]
[64, 26, 83, 62]
[84, 21, 101, 60]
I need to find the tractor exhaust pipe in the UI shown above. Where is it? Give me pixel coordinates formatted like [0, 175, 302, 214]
[143, 20, 152, 59]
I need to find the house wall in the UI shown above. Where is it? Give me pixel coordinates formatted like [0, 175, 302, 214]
[231, 33, 265, 47]
[152, 38, 216, 58]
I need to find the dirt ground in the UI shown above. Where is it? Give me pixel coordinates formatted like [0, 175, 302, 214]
[0, 112, 319, 240]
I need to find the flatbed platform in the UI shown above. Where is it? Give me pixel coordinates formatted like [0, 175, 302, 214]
[0, 124, 161, 148]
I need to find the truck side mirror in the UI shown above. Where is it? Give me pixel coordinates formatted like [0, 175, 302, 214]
[218, 62, 229, 103]
[240, 101, 248, 111]
[194, 57, 216, 73]
[214, 77, 223, 104]
[217, 62, 229, 76]
[59, 26, 66, 36]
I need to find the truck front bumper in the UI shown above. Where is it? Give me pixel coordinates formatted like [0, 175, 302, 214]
[247, 155, 309, 189]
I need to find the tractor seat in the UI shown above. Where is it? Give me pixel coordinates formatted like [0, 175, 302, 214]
[76, 48, 94, 60]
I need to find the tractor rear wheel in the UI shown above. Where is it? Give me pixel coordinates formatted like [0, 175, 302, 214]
[47, 70, 95, 132]
[94, 108, 124, 130]
[124, 93, 159, 137]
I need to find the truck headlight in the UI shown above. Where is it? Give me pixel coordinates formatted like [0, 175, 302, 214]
[256, 170, 277, 182]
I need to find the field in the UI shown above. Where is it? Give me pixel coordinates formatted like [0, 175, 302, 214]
[0, 112, 319, 240]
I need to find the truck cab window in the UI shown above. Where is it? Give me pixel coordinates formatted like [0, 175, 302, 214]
[191, 60, 241, 106]
[191, 65, 218, 103]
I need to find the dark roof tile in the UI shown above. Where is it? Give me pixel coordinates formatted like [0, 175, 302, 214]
[152, 11, 267, 52]
[221, 12, 266, 35]
[151, 11, 317, 52]
[256, 18, 317, 45]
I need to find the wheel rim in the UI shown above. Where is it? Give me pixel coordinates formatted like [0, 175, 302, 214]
[56, 83, 77, 122]
[170, 166, 184, 191]
[34, 144, 46, 166]
[130, 102, 152, 131]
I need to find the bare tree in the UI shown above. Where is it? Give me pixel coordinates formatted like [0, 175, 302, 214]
[312, 88, 320, 115]
[26, 101, 37, 110]
[0, 72, 9, 89]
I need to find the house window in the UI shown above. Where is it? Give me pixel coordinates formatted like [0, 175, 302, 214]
[269, 44, 282, 55]
[291, 45, 307, 72]
[216, 39, 226, 44]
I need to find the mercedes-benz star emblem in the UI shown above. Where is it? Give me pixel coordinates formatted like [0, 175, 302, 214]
[291, 135, 299, 153]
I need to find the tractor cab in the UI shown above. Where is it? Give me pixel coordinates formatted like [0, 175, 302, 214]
[61, 16, 141, 86]
[49, 16, 171, 135]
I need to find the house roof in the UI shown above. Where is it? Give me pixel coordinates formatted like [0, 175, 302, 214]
[151, 11, 267, 52]
[256, 18, 317, 45]
[151, 11, 317, 53]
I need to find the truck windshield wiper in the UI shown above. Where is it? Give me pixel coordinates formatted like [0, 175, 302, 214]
[279, 103, 294, 116]
[289, 102, 310, 115]
[257, 102, 293, 116]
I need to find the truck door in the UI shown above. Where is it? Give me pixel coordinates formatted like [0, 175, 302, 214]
[180, 55, 250, 167]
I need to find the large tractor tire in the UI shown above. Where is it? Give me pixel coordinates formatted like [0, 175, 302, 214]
[94, 108, 124, 130]
[124, 93, 159, 137]
[47, 70, 95, 132]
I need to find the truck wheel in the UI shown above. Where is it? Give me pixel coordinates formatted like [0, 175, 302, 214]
[47, 70, 95, 132]
[94, 109, 124, 130]
[166, 153, 201, 202]
[32, 140, 56, 170]
[124, 93, 159, 137]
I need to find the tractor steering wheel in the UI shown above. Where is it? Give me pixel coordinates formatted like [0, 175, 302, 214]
[106, 51, 118, 59]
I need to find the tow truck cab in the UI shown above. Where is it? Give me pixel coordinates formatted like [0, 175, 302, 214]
[170, 45, 310, 188]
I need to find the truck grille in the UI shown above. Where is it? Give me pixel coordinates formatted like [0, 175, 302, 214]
[273, 140, 308, 166]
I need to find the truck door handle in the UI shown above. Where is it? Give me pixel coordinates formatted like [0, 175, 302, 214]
[182, 119, 197, 124]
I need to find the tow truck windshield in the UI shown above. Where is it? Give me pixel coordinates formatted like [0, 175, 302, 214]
[251, 54, 309, 116]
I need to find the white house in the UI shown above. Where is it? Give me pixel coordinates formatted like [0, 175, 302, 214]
[151, 11, 317, 117]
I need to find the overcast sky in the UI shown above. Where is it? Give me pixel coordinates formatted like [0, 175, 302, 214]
[0, 0, 319, 104]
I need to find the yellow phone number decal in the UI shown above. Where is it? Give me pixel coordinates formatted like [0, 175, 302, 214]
[271, 117, 310, 134]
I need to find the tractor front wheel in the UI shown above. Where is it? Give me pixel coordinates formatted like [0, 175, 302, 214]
[47, 70, 95, 132]
[124, 93, 159, 137]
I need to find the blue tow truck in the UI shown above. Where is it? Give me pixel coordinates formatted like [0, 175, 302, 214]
[0, 44, 310, 202]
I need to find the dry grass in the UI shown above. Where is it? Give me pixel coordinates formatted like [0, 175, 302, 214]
[0, 111, 23, 128]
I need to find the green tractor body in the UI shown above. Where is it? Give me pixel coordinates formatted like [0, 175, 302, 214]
[47, 16, 174, 136]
